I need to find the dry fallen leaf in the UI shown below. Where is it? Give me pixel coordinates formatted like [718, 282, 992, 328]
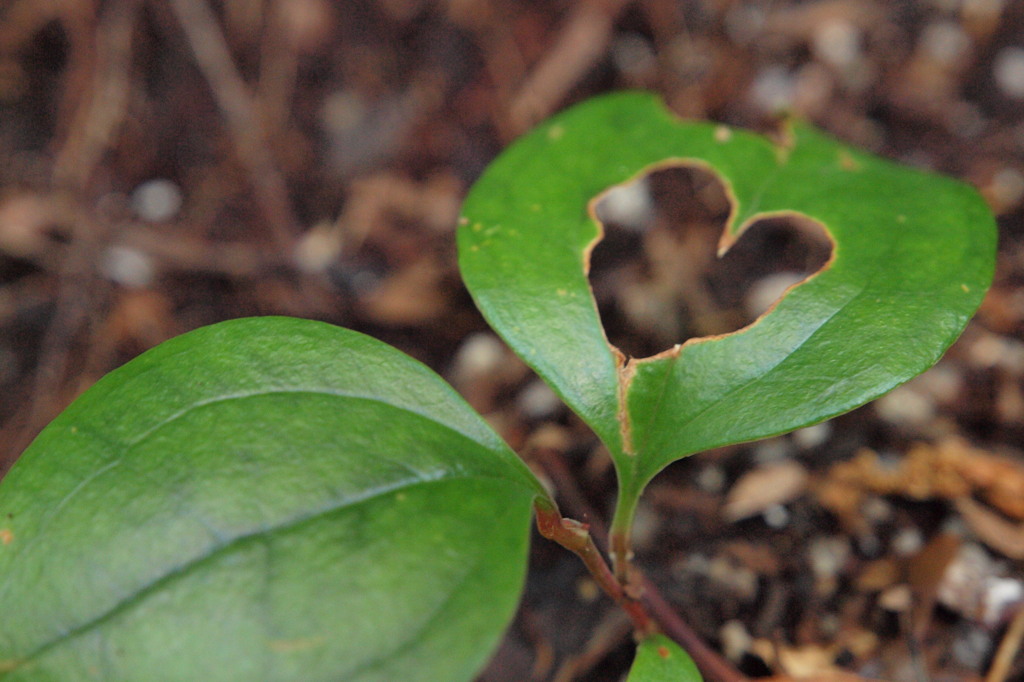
[816, 438, 1024, 526]
[358, 255, 450, 325]
[0, 193, 60, 259]
[753, 638, 876, 681]
[724, 459, 809, 522]
[956, 497, 1024, 560]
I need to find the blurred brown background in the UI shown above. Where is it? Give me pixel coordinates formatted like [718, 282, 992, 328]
[1, 1, 1023, 680]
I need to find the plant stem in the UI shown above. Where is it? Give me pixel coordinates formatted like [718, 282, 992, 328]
[533, 488, 749, 682]
[640, 574, 751, 682]
[609, 484, 641, 587]
[534, 499, 655, 636]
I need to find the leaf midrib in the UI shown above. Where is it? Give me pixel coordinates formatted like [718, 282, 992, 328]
[633, 279, 868, 473]
[2, 388, 529, 603]
[3, 472, 523, 676]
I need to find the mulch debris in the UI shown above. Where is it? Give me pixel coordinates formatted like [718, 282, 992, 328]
[1, 1, 1023, 680]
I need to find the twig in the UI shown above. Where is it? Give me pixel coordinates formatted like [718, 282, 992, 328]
[507, 0, 632, 134]
[551, 609, 633, 682]
[446, 2, 529, 142]
[53, 0, 140, 189]
[256, 0, 299, 137]
[165, 0, 298, 250]
[640, 574, 751, 682]
[986, 605, 1024, 682]
[6, 1, 137, 463]
[0, 0, 61, 52]
[8, 203, 108, 465]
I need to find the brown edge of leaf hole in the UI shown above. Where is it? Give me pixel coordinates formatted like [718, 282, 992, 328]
[583, 155, 839, 455]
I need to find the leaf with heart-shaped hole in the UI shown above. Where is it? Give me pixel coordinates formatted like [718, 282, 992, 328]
[458, 91, 995, 532]
[0, 317, 549, 681]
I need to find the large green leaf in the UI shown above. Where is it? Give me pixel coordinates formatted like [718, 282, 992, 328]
[458, 91, 995, 525]
[0, 317, 547, 681]
[628, 635, 703, 682]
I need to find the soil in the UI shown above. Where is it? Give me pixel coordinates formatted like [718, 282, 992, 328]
[1, 1, 1023, 680]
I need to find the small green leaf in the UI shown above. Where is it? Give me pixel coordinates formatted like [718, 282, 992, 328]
[459, 91, 995, 524]
[628, 634, 703, 682]
[0, 317, 547, 681]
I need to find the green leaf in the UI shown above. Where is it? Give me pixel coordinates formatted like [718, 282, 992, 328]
[0, 317, 548, 681]
[628, 634, 703, 682]
[459, 91, 995, 525]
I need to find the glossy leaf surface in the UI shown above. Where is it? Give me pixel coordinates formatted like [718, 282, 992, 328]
[459, 91, 995, 511]
[628, 634, 703, 682]
[0, 317, 547, 681]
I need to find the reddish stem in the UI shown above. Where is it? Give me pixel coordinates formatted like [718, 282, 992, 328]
[534, 500, 655, 637]
[640, 574, 750, 682]
[530, 451, 749, 681]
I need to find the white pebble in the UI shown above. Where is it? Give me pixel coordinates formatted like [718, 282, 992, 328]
[696, 464, 726, 494]
[921, 21, 971, 66]
[874, 384, 935, 426]
[793, 421, 832, 449]
[862, 497, 894, 525]
[594, 177, 654, 231]
[984, 578, 1024, 624]
[750, 66, 796, 114]
[294, 222, 343, 273]
[517, 380, 561, 420]
[991, 167, 1024, 209]
[994, 47, 1024, 99]
[966, 332, 1024, 370]
[913, 365, 963, 404]
[130, 179, 182, 222]
[891, 527, 924, 557]
[719, 620, 752, 662]
[100, 245, 155, 288]
[812, 19, 861, 68]
[612, 33, 657, 79]
[938, 542, 1024, 626]
[808, 536, 851, 578]
[763, 503, 790, 528]
[745, 271, 805, 319]
[452, 333, 506, 378]
[752, 438, 791, 464]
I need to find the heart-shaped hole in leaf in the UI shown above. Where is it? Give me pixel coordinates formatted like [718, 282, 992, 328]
[590, 164, 834, 359]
